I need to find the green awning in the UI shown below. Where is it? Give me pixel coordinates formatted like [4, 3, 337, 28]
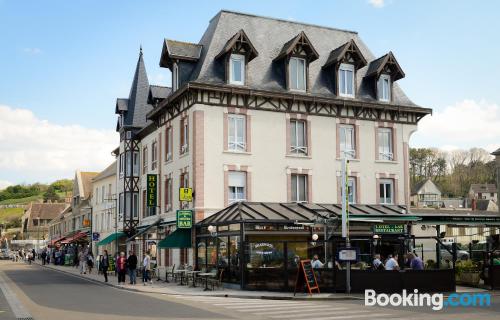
[158, 229, 192, 249]
[97, 232, 126, 246]
[349, 215, 421, 222]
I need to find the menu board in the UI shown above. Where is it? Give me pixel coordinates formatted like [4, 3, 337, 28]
[294, 259, 320, 295]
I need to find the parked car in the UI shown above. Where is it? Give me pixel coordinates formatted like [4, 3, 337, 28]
[0, 249, 10, 260]
[440, 246, 469, 261]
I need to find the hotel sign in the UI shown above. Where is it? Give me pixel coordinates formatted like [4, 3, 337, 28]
[147, 174, 158, 208]
[373, 224, 405, 234]
[176, 210, 193, 229]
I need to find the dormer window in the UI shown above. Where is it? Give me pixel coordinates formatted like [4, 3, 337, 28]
[172, 63, 179, 91]
[229, 54, 245, 85]
[339, 63, 355, 97]
[289, 57, 306, 91]
[378, 74, 391, 102]
[274, 31, 319, 92]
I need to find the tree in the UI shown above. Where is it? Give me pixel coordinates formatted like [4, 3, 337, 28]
[43, 186, 60, 203]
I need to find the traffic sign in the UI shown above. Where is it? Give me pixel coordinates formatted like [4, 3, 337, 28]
[179, 188, 193, 202]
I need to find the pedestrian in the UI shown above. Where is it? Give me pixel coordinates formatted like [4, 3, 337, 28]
[78, 249, 87, 274]
[311, 254, 324, 268]
[372, 254, 384, 270]
[87, 251, 94, 274]
[408, 252, 424, 270]
[100, 250, 109, 282]
[127, 250, 138, 285]
[116, 252, 127, 285]
[385, 254, 400, 271]
[41, 250, 47, 265]
[142, 251, 152, 285]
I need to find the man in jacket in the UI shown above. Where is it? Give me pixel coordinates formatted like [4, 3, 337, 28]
[127, 250, 138, 285]
[142, 251, 151, 285]
[100, 250, 109, 282]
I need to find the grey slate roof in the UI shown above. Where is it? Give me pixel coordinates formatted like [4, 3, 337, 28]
[323, 39, 367, 69]
[148, 85, 172, 104]
[92, 160, 117, 182]
[492, 148, 500, 156]
[180, 10, 420, 108]
[115, 98, 128, 113]
[470, 184, 497, 194]
[116, 50, 153, 130]
[365, 51, 405, 81]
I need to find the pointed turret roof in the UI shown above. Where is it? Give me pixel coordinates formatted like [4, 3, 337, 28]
[116, 48, 153, 131]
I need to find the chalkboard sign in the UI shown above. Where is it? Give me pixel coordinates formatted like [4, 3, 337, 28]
[294, 259, 320, 296]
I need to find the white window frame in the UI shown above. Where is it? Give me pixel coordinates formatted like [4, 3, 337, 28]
[339, 63, 355, 98]
[165, 127, 172, 161]
[172, 63, 179, 91]
[378, 74, 391, 102]
[143, 146, 148, 173]
[229, 54, 245, 85]
[289, 57, 306, 91]
[228, 114, 246, 152]
[228, 171, 246, 204]
[119, 153, 125, 178]
[151, 141, 158, 170]
[291, 174, 308, 203]
[340, 124, 356, 159]
[132, 151, 139, 176]
[379, 179, 394, 204]
[118, 193, 124, 221]
[347, 177, 356, 204]
[101, 185, 105, 203]
[181, 118, 189, 154]
[290, 119, 307, 155]
[132, 192, 139, 218]
[378, 127, 394, 160]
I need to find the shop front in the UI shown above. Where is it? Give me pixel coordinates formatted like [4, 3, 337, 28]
[196, 202, 456, 293]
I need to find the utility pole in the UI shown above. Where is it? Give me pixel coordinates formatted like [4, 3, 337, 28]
[341, 158, 351, 294]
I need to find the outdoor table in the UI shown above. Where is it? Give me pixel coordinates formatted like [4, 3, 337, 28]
[174, 269, 188, 285]
[199, 272, 216, 291]
[187, 271, 201, 287]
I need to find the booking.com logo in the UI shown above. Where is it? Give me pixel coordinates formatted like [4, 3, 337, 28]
[365, 289, 491, 311]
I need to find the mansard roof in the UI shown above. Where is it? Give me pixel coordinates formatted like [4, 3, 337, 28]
[365, 51, 405, 81]
[215, 29, 259, 61]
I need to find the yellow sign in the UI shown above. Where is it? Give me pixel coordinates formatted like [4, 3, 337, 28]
[179, 188, 193, 202]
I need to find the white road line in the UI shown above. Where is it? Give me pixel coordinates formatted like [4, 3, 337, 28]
[250, 306, 349, 315]
[215, 301, 309, 307]
[227, 305, 329, 312]
[267, 309, 373, 319]
[311, 313, 393, 320]
[0, 272, 33, 319]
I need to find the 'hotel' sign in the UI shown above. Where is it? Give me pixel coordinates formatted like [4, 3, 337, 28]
[147, 174, 158, 208]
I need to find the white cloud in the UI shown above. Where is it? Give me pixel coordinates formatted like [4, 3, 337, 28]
[411, 99, 500, 152]
[368, 0, 385, 8]
[23, 48, 42, 55]
[0, 105, 117, 184]
[0, 180, 12, 190]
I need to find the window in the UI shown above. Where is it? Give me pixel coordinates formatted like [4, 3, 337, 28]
[228, 171, 246, 203]
[289, 57, 306, 91]
[347, 177, 356, 204]
[132, 151, 139, 176]
[228, 114, 246, 151]
[108, 184, 112, 199]
[378, 128, 393, 160]
[172, 63, 179, 91]
[339, 63, 354, 97]
[119, 153, 125, 177]
[119, 193, 124, 219]
[151, 141, 158, 170]
[379, 179, 394, 204]
[164, 176, 172, 212]
[340, 125, 355, 159]
[229, 54, 245, 85]
[180, 172, 189, 208]
[165, 127, 172, 161]
[132, 193, 139, 218]
[290, 119, 307, 155]
[95, 188, 99, 204]
[291, 174, 308, 202]
[101, 186, 105, 203]
[142, 145, 148, 172]
[126, 151, 132, 175]
[378, 74, 391, 102]
[180, 117, 189, 154]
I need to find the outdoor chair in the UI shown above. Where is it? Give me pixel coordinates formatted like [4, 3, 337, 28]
[165, 264, 175, 283]
[208, 269, 224, 290]
[195, 267, 207, 286]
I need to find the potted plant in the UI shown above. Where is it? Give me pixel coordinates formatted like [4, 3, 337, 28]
[456, 260, 481, 286]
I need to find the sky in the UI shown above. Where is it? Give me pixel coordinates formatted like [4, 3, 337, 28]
[0, 0, 499, 188]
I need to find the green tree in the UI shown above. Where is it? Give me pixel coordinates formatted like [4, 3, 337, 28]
[43, 186, 60, 203]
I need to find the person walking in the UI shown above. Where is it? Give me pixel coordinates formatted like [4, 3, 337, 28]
[87, 251, 94, 274]
[116, 252, 127, 285]
[142, 251, 152, 285]
[41, 250, 47, 266]
[78, 249, 87, 274]
[127, 250, 138, 285]
[100, 250, 110, 282]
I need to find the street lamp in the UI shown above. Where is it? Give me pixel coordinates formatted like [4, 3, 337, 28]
[207, 225, 217, 237]
[311, 233, 318, 246]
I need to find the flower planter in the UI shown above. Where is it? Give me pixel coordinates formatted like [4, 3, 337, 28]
[459, 271, 481, 286]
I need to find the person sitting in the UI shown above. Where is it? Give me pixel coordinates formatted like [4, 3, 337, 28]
[372, 254, 384, 270]
[311, 254, 324, 269]
[385, 254, 400, 271]
[407, 252, 424, 270]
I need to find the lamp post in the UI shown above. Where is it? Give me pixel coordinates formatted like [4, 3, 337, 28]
[37, 217, 41, 254]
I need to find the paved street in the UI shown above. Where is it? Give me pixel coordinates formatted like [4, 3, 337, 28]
[0, 260, 499, 320]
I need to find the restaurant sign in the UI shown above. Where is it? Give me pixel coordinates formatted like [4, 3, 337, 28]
[373, 224, 405, 234]
[147, 174, 158, 208]
[179, 187, 193, 202]
[176, 210, 193, 229]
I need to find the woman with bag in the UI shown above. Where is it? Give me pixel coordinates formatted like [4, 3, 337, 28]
[99, 250, 109, 282]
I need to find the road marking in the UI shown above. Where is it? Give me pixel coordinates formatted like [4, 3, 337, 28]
[312, 313, 393, 320]
[263, 308, 367, 318]
[251, 306, 350, 315]
[0, 272, 33, 320]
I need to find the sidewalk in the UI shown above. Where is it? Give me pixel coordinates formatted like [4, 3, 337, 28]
[32, 261, 362, 300]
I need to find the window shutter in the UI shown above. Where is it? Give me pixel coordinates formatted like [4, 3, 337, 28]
[228, 172, 246, 187]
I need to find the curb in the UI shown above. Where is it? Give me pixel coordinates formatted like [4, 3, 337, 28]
[33, 262, 363, 301]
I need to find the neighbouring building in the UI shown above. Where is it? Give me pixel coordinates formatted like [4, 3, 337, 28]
[493, 147, 500, 213]
[21, 202, 68, 240]
[410, 178, 442, 208]
[91, 161, 119, 256]
[468, 183, 498, 202]
[110, 9, 434, 276]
